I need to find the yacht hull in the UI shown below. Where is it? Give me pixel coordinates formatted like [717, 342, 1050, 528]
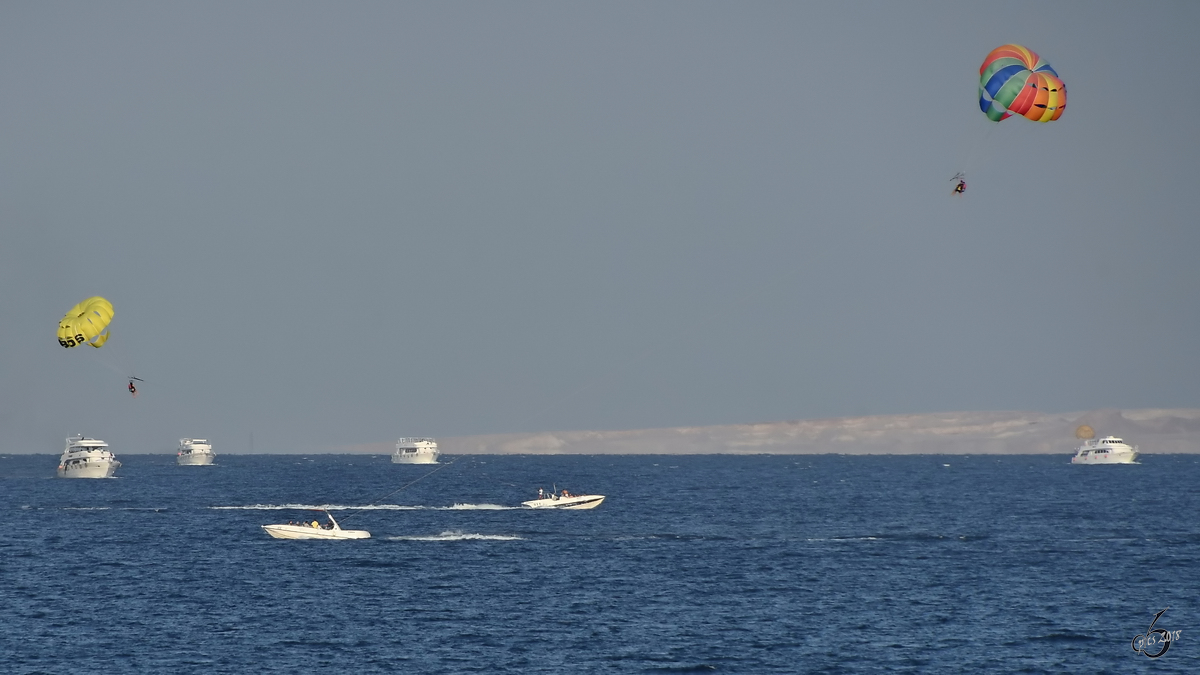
[391, 454, 438, 464]
[177, 453, 215, 466]
[57, 461, 120, 478]
[1071, 451, 1139, 465]
[522, 495, 605, 509]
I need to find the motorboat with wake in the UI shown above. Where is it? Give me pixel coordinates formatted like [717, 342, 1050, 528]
[261, 511, 370, 539]
[522, 488, 605, 509]
[177, 438, 215, 466]
[57, 435, 121, 478]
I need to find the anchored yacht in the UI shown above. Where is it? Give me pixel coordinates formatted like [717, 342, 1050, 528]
[57, 435, 121, 478]
[177, 438, 215, 466]
[392, 437, 439, 464]
[1072, 436, 1139, 464]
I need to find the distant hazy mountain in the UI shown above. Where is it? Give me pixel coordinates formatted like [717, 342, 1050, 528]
[410, 409, 1200, 455]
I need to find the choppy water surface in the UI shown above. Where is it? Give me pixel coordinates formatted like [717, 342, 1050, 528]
[2, 454, 1197, 673]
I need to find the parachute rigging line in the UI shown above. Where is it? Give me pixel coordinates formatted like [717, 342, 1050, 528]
[950, 120, 999, 193]
[337, 456, 463, 523]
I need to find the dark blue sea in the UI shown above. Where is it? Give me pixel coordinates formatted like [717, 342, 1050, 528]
[2, 453, 1197, 673]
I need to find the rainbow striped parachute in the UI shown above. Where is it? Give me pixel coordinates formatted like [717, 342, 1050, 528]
[978, 44, 1065, 123]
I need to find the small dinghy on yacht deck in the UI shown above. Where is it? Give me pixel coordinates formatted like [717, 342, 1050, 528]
[261, 511, 370, 540]
[522, 488, 605, 510]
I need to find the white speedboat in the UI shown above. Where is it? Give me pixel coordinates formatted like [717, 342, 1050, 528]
[392, 437, 439, 464]
[57, 435, 121, 478]
[522, 488, 605, 510]
[1071, 436, 1139, 464]
[261, 511, 370, 540]
[177, 438, 215, 466]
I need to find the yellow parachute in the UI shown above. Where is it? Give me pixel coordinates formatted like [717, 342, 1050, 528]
[57, 297, 114, 348]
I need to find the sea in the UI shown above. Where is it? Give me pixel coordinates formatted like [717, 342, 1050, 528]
[2, 453, 1196, 674]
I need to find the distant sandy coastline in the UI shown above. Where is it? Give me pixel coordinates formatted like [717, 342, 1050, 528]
[14, 409, 1191, 456]
[336, 409, 1200, 456]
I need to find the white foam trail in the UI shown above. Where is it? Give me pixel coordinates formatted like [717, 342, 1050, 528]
[212, 504, 412, 511]
[386, 530, 525, 542]
[209, 503, 518, 511]
[446, 503, 517, 510]
[60, 506, 165, 512]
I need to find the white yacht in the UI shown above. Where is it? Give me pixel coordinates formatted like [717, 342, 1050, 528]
[177, 438, 215, 466]
[57, 435, 121, 478]
[261, 511, 370, 540]
[392, 437, 439, 464]
[1072, 436, 1139, 464]
[522, 488, 605, 510]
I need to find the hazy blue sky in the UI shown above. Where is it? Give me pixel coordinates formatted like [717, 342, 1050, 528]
[2, 2, 1198, 453]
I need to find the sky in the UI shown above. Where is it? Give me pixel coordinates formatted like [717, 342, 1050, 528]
[2, 1, 1198, 454]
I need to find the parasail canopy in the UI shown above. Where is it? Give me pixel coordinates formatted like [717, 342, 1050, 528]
[979, 44, 1066, 123]
[57, 296, 114, 348]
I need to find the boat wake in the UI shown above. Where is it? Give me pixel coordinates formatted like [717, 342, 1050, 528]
[210, 503, 517, 511]
[385, 530, 525, 542]
[59, 507, 167, 512]
[447, 503, 516, 510]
